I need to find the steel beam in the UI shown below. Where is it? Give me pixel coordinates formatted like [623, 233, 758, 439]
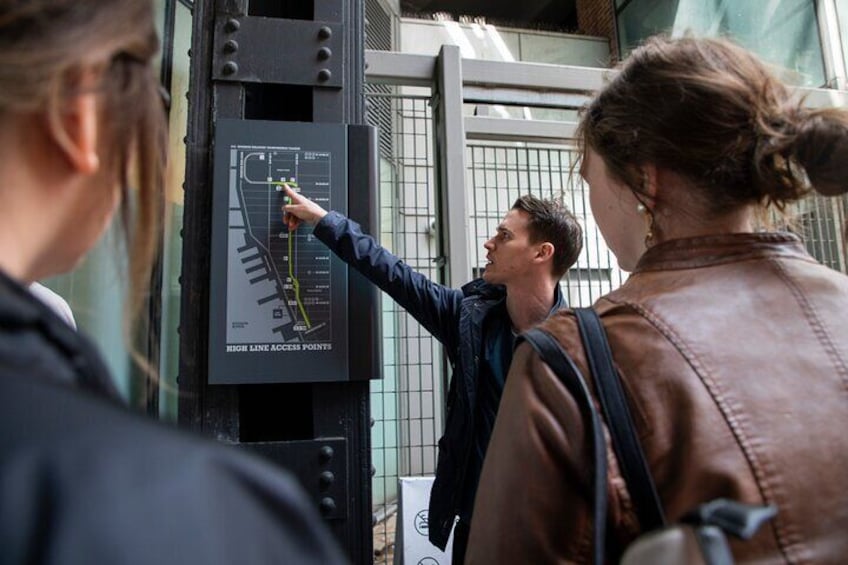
[462, 58, 607, 93]
[434, 45, 471, 286]
[463, 85, 590, 109]
[364, 50, 435, 86]
[465, 116, 577, 144]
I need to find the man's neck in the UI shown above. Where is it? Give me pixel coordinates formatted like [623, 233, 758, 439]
[504, 279, 558, 333]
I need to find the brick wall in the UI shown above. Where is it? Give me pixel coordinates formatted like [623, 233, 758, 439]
[576, 0, 618, 63]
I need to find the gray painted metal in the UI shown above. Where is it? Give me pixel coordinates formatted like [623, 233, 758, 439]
[462, 58, 607, 92]
[365, 50, 435, 86]
[463, 85, 590, 109]
[213, 16, 343, 87]
[799, 85, 848, 108]
[817, 0, 848, 90]
[180, 1, 373, 562]
[465, 116, 577, 144]
[434, 45, 472, 286]
[365, 49, 848, 110]
[244, 438, 350, 520]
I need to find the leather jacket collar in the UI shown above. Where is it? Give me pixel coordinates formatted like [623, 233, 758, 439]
[634, 232, 811, 273]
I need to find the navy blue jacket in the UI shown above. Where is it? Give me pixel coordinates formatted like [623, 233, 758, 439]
[0, 272, 347, 565]
[314, 211, 566, 550]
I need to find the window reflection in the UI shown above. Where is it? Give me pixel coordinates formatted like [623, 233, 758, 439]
[158, 2, 192, 420]
[617, 0, 825, 87]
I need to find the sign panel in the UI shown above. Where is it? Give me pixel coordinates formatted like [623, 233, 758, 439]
[209, 119, 349, 383]
[395, 477, 454, 565]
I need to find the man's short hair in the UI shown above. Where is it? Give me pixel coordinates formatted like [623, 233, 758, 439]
[512, 195, 583, 279]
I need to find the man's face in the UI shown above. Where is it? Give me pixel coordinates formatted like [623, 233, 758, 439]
[481, 208, 541, 286]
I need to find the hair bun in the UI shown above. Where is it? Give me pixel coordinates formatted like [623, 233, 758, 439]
[792, 108, 848, 197]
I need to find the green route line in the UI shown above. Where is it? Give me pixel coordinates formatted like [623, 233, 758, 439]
[274, 181, 312, 329]
[288, 231, 312, 329]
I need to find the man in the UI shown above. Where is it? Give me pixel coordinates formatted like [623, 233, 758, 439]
[283, 186, 583, 563]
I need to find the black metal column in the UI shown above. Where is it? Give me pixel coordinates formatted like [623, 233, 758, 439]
[179, 1, 372, 562]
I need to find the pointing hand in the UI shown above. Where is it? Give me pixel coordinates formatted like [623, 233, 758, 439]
[281, 184, 328, 231]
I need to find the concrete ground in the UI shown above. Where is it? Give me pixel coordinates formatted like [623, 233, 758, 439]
[373, 512, 397, 564]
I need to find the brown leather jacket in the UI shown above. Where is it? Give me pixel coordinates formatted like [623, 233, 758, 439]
[466, 233, 848, 564]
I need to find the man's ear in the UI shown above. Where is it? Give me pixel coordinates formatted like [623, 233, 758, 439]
[46, 86, 100, 175]
[536, 241, 555, 263]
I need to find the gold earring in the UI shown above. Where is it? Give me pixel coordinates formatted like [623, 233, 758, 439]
[82, 152, 100, 173]
[636, 202, 654, 248]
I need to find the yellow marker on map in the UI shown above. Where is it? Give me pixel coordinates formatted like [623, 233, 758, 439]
[273, 180, 298, 204]
[272, 179, 298, 188]
[272, 179, 311, 328]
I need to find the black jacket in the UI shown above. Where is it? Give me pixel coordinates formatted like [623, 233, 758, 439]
[313, 211, 567, 550]
[0, 272, 346, 565]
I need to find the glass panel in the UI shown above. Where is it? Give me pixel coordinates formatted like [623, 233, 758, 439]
[158, 2, 193, 420]
[836, 0, 848, 77]
[617, 0, 825, 87]
[42, 231, 132, 399]
[399, 18, 610, 66]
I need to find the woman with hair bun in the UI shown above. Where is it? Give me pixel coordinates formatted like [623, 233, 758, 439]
[0, 2, 344, 563]
[466, 36, 848, 563]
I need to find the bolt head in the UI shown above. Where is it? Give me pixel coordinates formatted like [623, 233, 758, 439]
[221, 61, 238, 76]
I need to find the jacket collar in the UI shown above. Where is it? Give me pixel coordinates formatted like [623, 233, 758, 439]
[0, 270, 82, 361]
[461, 277, 566, 314]
[0, 270, 47, 326]
[633, 232, 812, 274]
[461, 278, 506, 299]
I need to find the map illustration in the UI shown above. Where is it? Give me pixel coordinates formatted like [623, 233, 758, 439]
[225, 145, 334, 350]
[209, 119, 352, 384]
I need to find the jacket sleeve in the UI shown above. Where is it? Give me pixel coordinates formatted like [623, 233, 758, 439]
[313, 211, 462, 347]
[465, 342, 597, 564]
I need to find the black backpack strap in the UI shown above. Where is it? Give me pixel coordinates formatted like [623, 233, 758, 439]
[522, 327, 608, 565]
[574, 307, 667, 532]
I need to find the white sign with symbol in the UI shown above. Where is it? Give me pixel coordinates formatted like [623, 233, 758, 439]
[394, 476, 453, 564]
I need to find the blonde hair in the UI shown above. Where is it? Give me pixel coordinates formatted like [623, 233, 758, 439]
[0, 0, 167, 327]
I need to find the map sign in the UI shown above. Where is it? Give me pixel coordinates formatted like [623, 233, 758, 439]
[209, 120, 349, 384]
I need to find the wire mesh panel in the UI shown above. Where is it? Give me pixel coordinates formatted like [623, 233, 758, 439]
[466, 142, 628, 307]
[367, 93, 443, 564]
[789, 194, 848, 273]
[466, 143, 848, 305]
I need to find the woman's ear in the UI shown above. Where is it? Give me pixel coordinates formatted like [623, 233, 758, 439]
[640, 163, 660, 202]
[46, 78, 100, 175]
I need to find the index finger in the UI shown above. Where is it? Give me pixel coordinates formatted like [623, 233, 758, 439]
[283, 184, 306, 202]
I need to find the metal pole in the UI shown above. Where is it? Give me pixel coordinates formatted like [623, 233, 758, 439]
[434, 45, 471, 287]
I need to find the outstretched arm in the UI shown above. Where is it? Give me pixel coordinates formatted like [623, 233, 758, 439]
[281, 185, 462, 348]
